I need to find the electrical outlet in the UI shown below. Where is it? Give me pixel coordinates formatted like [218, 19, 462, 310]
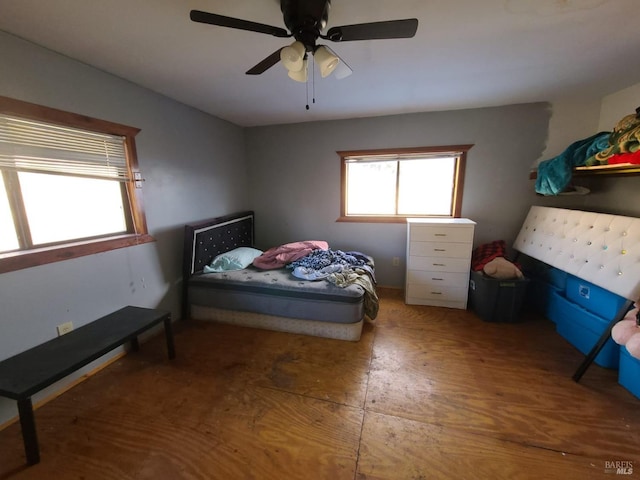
[392, 256, 400, 267]
[57, 321, 74, 336]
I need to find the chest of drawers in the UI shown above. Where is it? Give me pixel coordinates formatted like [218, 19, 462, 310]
[405, 218, 476, 308]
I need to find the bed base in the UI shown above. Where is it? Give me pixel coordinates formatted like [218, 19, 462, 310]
[191, 305, 363, 341]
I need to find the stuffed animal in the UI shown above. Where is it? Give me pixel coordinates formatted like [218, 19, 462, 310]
[471, 240, 524, 280]
[611, 306, 640, 360]
[482, 256, 524, 280]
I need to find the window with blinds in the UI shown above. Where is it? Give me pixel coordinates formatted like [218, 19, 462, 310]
[0, 95, 151, 273]
[338, 145, 472, 221]
[0, 115, 130, 181]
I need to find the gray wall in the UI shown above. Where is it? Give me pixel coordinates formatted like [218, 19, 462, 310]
[245, 103, 551, 287]
[0, 32, 249, 423]
[533, 170, 640, 219]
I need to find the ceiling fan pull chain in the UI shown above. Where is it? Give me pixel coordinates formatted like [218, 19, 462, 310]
[306, 74, 310, 110]
[306, 60, 317, 110]
[305, 57, 315, 110]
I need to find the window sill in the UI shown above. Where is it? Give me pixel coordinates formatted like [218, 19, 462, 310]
[0, 233, 155, 274]
[336, 215, 454, 223]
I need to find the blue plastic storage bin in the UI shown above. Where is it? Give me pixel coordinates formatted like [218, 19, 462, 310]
[565, 275, 627, 320]
[527, 279, 563, 322]
[619, 347, 640, 400]
[525, 262, 567, 291]
[544, 267, 568, 291]
[550, 291, 619, 369]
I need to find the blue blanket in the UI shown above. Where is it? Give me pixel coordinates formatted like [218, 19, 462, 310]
[287, 249, 378, 320]
[535, 132, 610, 195]
[287, 249, 375, 281]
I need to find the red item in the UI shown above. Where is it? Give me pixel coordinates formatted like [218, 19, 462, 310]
[253, 240, 329, 270]
[472, 240, 507, 271]
[608, 150, 640, 165]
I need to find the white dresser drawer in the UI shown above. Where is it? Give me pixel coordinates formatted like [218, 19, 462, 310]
[408, 255, 471, 273]
[407, 270, 469, 287]
[409, 241, 472, 259]
[409, 225, 474, 243]
[405, 284, 469, 302]
[404, 297, 468, 309]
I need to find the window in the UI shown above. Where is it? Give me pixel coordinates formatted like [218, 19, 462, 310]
[0, 95, 152, 274]
[338, 145, 472, 222]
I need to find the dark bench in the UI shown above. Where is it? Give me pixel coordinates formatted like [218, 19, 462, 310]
[0, 306, 175, 465]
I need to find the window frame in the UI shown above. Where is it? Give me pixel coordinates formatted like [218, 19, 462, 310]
[0, 95, 153, 274]
[337, 144, 473, 223]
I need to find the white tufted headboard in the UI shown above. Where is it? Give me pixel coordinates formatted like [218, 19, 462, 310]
[514, 206, 640, 301]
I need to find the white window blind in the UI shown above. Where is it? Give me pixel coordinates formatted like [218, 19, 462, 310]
[0, 114, 129, 181]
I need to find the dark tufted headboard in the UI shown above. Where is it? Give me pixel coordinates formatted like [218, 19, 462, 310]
[181, 211, 254, 318]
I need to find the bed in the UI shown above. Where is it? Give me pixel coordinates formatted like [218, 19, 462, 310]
[181, 211, 376, 341]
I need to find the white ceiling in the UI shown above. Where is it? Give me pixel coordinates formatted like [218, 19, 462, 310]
[1, 0, 640, 127]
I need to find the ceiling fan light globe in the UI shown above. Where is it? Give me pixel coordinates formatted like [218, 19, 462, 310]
[314, 46, 340, 78]
[287, 59, 308, 83]
[280, 41, 305, 72]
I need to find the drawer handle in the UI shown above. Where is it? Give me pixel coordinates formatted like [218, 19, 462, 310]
[432, 278, 444, 281]
[431, 292, 443, 295]
[434, 234, 447, 237]
[434, 249, 446, 252]
[433, 263, 446, 266]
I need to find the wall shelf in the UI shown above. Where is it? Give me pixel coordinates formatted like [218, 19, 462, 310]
[529, 163, 640, 180]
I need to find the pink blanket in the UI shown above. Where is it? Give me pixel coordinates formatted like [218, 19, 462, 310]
[252, 240, 329, 270]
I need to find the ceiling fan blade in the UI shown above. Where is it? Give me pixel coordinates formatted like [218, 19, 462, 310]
[325, 18, 418, 42]
[190, 10, 291, 38]
[246, 48, 284, 75]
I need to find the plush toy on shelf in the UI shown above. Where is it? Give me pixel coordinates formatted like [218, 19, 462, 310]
[611, 306, 640, 360]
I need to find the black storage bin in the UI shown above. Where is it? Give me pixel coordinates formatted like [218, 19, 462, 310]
[469, 270, 530, 322]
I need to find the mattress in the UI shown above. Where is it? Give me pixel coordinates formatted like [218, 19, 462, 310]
[188, 265, 365, 324]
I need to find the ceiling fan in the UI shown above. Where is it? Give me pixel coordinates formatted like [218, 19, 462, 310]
[190, 0, 418, 82]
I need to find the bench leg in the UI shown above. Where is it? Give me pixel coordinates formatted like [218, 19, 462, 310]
[164, 316, 176, 359]
[17, 397, 40, 465]
[130, 337, 140, 352]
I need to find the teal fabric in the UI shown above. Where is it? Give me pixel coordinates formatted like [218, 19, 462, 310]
[535, 132, 610, 196]
[204, 247, 263, 273]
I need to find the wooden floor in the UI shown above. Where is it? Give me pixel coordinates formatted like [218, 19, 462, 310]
[1, 288, 639, 479]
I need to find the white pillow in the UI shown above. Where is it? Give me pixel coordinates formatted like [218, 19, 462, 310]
[203, 247, 263, 273]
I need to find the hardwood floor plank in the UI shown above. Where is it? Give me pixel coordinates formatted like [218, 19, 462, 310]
[1, 287, 638, 479]
[366, 317, 640, 461]
[357, 411, 612, 480]
[149, 320, 375, 408]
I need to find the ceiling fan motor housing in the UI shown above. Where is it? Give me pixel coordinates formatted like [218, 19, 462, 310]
[281, 0, 330, 51]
